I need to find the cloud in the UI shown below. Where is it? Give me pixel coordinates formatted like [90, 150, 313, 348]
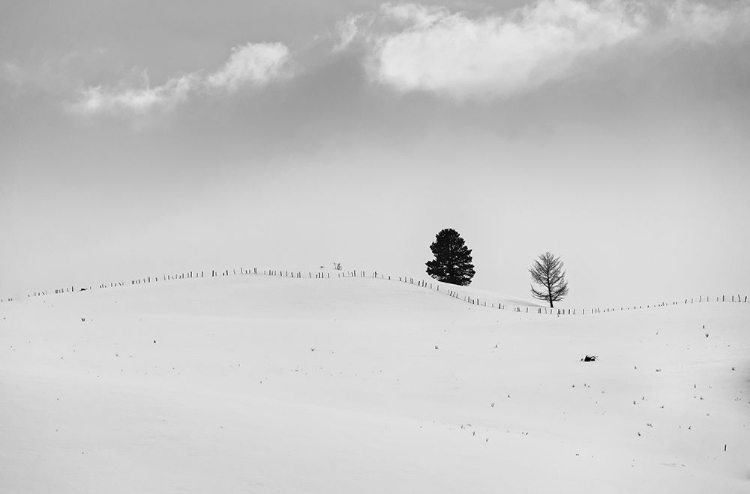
[71, 70, 198, 115]
[70, 42, 291, 116]
[348, 0, 647, 99]
[375, 0, 646, 98]
[337, 0, 750, 99]
[381, 3, 449, 29]
[334, 14, 374, 52]
[25, 1, 750, 114]
[206, 42, 291, 91]
[662, 0, 747, 43]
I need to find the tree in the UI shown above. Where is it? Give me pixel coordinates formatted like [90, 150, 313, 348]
[529, 251, 569, 308]
[426, 228, 475, 286]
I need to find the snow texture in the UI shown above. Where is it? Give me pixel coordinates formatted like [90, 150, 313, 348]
[1, 273, 748, 493]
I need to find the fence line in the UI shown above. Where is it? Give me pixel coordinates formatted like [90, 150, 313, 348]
[1, 267, 747, 317]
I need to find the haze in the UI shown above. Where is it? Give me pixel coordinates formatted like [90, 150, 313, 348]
[2, 0, 749, 308]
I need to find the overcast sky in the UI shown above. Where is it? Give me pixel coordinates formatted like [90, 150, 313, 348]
[2, 0, 749, 308]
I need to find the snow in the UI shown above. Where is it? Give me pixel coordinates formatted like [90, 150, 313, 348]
[1, 273, 748, 493]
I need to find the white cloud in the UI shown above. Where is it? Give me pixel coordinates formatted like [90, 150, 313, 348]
[70, 42, 291, 116]
[206, 42, 291, 91]
[340, 0, 750, 99]
[382, 3, 448, 29]
[333, 14, 374, 52]
[663, 0, 743, 43]
[27, 1, 750, 114]
[70, 70, 198, 115]
[368, 0, 645, 99]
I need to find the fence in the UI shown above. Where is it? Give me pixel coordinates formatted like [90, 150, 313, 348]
[1, 267, 747, 317]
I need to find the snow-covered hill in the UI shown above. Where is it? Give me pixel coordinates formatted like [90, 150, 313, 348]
[1, 274, 748, 493]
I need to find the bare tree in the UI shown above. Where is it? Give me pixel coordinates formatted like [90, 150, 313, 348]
[529, 252, 569, 308]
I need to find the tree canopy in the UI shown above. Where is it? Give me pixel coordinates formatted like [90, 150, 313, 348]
[426, 228, 475, 286]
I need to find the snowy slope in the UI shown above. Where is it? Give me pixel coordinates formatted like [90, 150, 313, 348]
[1, 274, 748, 493]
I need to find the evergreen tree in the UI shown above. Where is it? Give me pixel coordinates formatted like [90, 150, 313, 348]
[529, 251, 569, 308]
[426, 228, 475, 286]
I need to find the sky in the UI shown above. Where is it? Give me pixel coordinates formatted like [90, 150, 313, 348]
[1, 0, 749, 308]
